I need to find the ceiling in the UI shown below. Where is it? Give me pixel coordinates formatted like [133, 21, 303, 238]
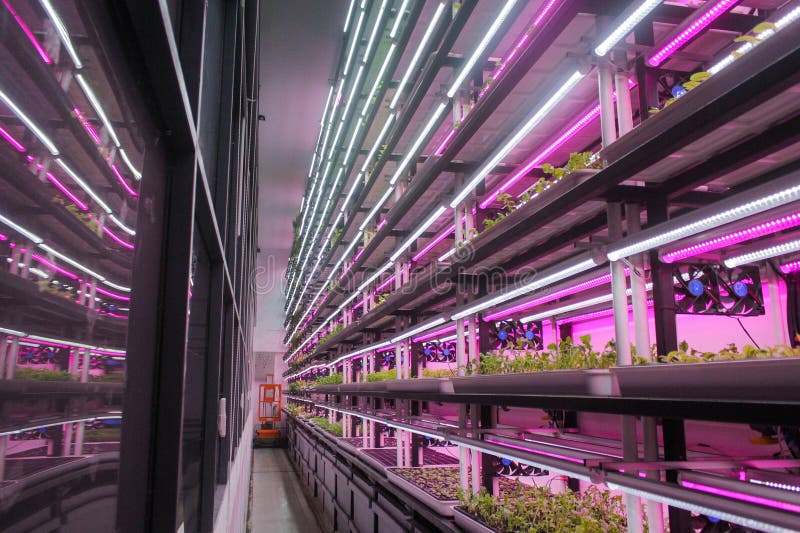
[255, 0, 346, 352]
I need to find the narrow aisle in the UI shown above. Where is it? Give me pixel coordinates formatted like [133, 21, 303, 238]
[250, 448, 323, 533]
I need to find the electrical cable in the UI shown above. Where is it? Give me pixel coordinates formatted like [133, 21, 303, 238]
[734, 317, 761, 349]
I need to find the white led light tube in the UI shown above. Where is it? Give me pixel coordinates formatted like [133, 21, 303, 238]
[607, 171, 800, 261]
[451, 254, 600, 320]
[75, 74, 121, 147]
[724, 239, 800, 268]
[450, 70, 584, 207]
[390, 205, 446, 261]
[359, 187, 394, 231]
[446, 0, 520, 98]
[389, 102, 448, 185]
[0, 88, 59, 155]
[39, 0, 83, 68]
[390, 2, 446, 109]
[0, 212, 43, 243]
[391, 316, 447, 343]
[357, 260, 393, 292]
[594, 0, 663, 57]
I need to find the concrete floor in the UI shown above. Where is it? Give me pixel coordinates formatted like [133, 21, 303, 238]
[250, 448, 322, 533]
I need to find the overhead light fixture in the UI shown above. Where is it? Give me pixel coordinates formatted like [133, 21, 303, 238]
[343, 8, 367, 76]
[607, 172, 800, 261]
[363, 0, 388, 59]
[594, 0, 663, 57]
[0, 211, 43, 243]
[484, 270, 615, 321]
[343, 0, 356, 32]
[362, 114, 395, 171]
[390, 102, 448, 185]
[451, 253, 601, 320]
[389, 2, 446, 110]
[724, 239, 800, 268]
[520, 283, 652, 323]
[780, 259, 800, 274]
[450, 70, 584, 208]
[0, 87, 59, 155]
[647, 0, 740, 67]
[38, 242, 105, 280]
[391, 316, 447, 343]
[438, 247, 457, 262]
[359, 187, 395, 231]
[411, 323, 457, 343]
[412, 223, 455, 262]
[708, 5, 800, 74]
[357, 261, 393, 291]
[75, 74, 121, 147]
[661, 211, 800, 263]
[0, 125, 25, 152]
[390, 0, 410, 38]
[390, 205, 447, 261]
[446, 0, 520, 98]
[118, 149, 142, 180]
[38, 0, 83, 68]
[56, 159, 112, 214]
[340, 174, 361, 213]
[362, 44, 397, 117]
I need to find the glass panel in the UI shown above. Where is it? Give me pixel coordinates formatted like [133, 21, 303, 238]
[181, 227, 211, 531]
[0, 1, 145, 529]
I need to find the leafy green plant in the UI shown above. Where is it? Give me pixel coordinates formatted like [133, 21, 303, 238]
[310, 416, 343, 436]
[288, 380, 311, 394]
[374, 291, 390, 308]
[422, 367, 456, 378]
[392, 466, 520, 502]
[365, 369, 396, 382]
[83, 428, 121, 442]
[319, 323, 343, 345]
[314, 373, 343, 386]
[13, 367, 73, 381]
[459, 483, 629, 532]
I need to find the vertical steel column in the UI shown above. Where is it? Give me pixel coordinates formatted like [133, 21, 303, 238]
[5, 337, 18, 379]
[627, 203, 664, 533]
[0, 336, 8, 379]
[73, 421, 85, 455]
[614, 51, 634, 136]
[598, 61, 617, 148]
[647, 198, 689, 533]
[608, 203, 642, 533]
[766, 265, 788, 345]
[62, 423, 73, 456]
[20, 244, 32, 280]
[0, 435, 6, 480]
[634, 22, 659, 123]
[81, 348, 90, 383]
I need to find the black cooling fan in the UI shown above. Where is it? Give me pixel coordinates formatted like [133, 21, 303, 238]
[673, 264, 764, 316]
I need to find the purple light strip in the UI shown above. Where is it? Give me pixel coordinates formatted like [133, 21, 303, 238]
[110, 163, 139, 197]
[780, 259, 800, 274]
[681, 480, 800, 514]
[2, 0, 53, 64]
[102, 226, 135, 250]
[104, 312, 128, 320]
[662, 212, 800, 263]
[31, 253, 78, 280]
[46, 171, 89, 211]
[73, 107, 101, 145]
[556, 300, 653, 326]
[648, 0, 740, 67]
[0, 233, 7, 241]
[375, 274, 395, 292]
[484, 438, 584, 464]
[480, 79, 637, 209]
[411, 324, 456, 343]
[412, 223, 455, 262]
[0, 124, 25, 152]
[93, 285, 130, 302]
[484, 271, 614, 321]
[433, 129, 456, 156]
[20, 337, 69, 348]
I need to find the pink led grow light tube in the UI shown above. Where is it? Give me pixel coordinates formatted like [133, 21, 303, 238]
[412, 223, 455, 262]
[102, 226, 134, 250]
[1, 0, 53, 65]
[46, 172, 89, 211]
[110, 164, 138, 197]
[20, 337, 69, 348]
[93, 285, 130, 301]
[31, 253, 78, 280]
[375, 274, 395, 292]
[681, 480, 800, 514]
[0, 233, 7, 241]
[74, 107, 102, 145]
[483, 271, 614, 321]
[647, 0, 740, 67]
[412, 324, 456, 343]
[480, 80, 637, 209]
[0, 124, 25, 152]
[484, 438, 585, 464]
[779, 259, 800, 274]
[661, 212, 800, 263]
